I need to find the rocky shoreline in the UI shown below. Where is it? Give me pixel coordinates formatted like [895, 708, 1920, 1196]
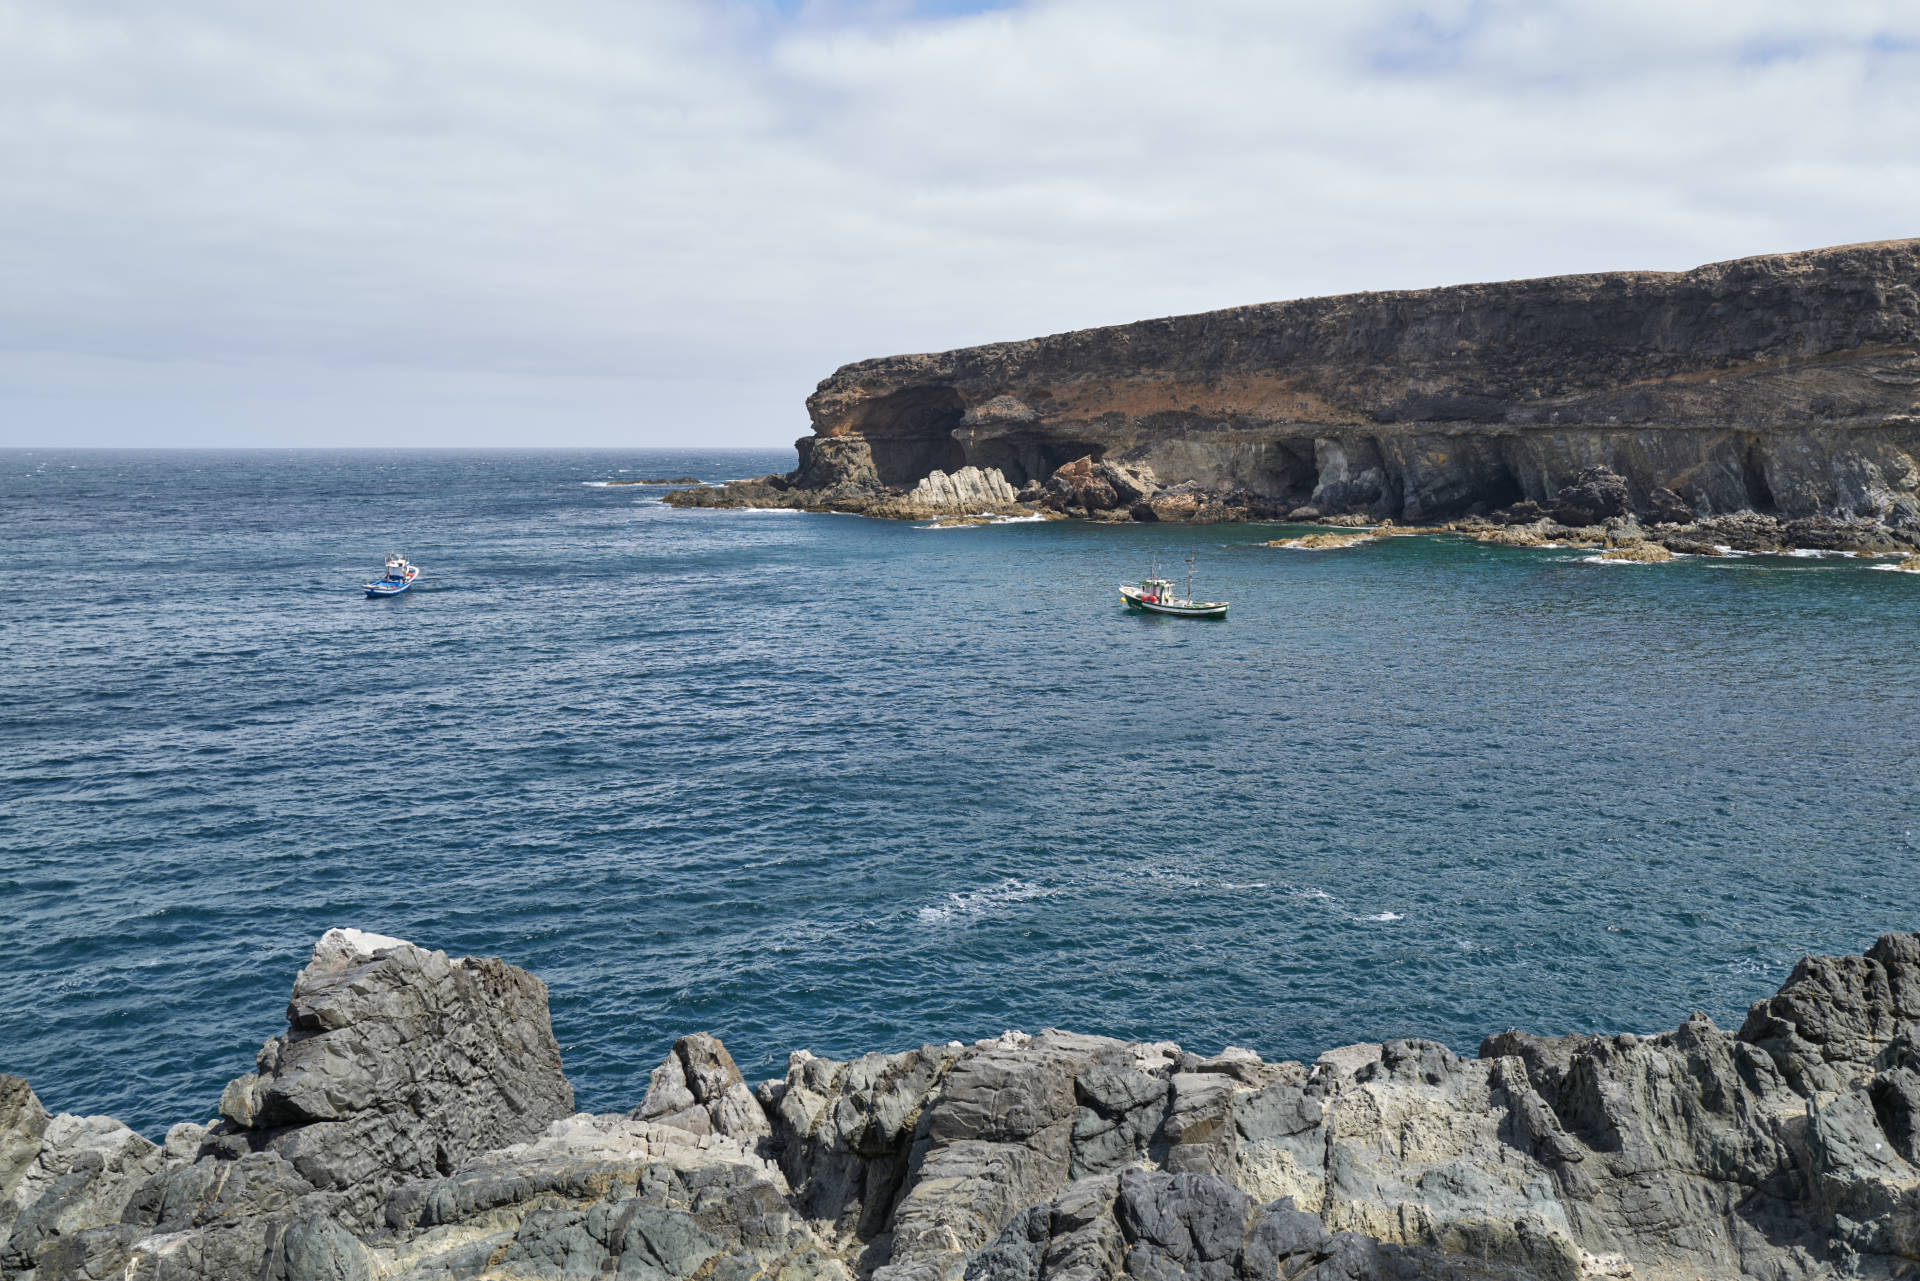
[8, 929, 1920, 1279]
[668, 240, 1920, 552]
[668, 448, 1920, 558]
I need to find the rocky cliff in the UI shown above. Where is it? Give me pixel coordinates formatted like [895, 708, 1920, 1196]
[672, 240, 1920, 529]
[10, 930, 1920, 1279]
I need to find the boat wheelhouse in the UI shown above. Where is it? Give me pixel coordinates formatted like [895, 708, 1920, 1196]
[365, 554, 420, 597]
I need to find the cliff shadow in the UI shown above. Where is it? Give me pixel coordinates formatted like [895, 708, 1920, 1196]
[843, 387, 969, 486]
[1252, 439, 1319, 506]
[967, 434, 1106, 487]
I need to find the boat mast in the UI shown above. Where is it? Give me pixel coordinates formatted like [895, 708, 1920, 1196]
[1185, 556, 1195, 603]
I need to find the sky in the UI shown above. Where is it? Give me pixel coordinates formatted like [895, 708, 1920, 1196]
[1, 0, 1915, 448]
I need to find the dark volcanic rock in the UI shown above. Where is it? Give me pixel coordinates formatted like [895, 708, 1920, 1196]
[1042, 455, 1121, 511]
[786, 239, 1920, 526]
[1646, 484, 1697, 524]
[212, 928, 573, 1213]
[18, 931, 1920, 1279]
[1037, 456, 1160, 514]
[670, 241, 1920, 543]
[1549, 465, 1631, 526]
[80, 929, 574, 1280]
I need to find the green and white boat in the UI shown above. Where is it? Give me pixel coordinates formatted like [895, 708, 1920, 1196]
[1119, 558, 1228, 619]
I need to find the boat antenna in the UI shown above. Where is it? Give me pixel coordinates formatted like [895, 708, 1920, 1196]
[1185, 555, 1195, 601]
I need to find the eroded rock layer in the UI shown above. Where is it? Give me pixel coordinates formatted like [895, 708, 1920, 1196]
[676, 240, 1920, 528]
[9, 930, 1920, 1278]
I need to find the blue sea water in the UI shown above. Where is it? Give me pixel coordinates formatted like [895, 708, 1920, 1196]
[3, 447, 1918, 1138]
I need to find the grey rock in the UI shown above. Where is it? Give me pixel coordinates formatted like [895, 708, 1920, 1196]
[0, 1074, 52, 1241]
[1548, 465, 1630, 527]
[2, 1109, 163, 1275]
[280, 1213, 375, 1281]
[767, 1042, 963, 1246]
[633, 1033, 772, 1145]
[109, 928, 572, 1280]
[163, 1122, 211, 1166]
[1740, 930, 1920, 1093]
[378, 1113, 842, 1281]
[25, 930, 1920, 1280]
[225, 927, 574, 1219]
[1115, 1169, 1255, 1277]
[1070, 1065, 1169, 1180]
[791, 433, 885, 493]
[907, 466, 1020, 512]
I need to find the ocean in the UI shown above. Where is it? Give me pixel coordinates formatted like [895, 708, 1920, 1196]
[3, 447, 1917, 1137]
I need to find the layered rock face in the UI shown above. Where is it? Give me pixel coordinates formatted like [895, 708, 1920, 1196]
[678, 240, 1920, 527]
[0, 929, 575, 1281]
[11, 931, 1920, 1278]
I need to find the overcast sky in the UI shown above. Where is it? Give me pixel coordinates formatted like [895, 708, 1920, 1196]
[2, 0, 1915, 448]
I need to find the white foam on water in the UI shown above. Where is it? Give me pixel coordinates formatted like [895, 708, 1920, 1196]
[914, 512, 1050, 530]
[1359, 911, 1405, 922]
[1574, 552, 1691, 565]
[1271, 537, 1375, 551]
[1785, 548, 1856, 558]
[1871, 562, 1920, 573]
[736, 506, 806, 514]
[1143, 869, 1272, 892]
[915, 878, 1053, 926]
[581, 481, 614, 487]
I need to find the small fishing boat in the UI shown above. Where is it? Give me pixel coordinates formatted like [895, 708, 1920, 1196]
[364, 554, 420, 597]
[1119, 558, 1228, 619]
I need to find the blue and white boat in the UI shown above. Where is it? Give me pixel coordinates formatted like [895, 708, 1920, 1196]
[364, 554, 420, 597]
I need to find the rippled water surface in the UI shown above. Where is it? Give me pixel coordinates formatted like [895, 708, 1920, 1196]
[4, 448, 1919, 1135]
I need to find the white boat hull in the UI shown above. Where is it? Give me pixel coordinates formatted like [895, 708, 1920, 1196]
[1119, 586, 1227, 619]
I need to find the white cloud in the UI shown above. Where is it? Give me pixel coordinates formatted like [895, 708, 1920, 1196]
[0, 0, 1913, 446]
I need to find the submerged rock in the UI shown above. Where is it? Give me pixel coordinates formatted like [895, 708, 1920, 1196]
[1599, 539, 1675, 562]
[14, 932, 1920, 1278]
[1270, 532, 1375, 550]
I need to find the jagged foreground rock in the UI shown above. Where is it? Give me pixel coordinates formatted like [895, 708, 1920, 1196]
[8, 931, 1920, 1278]
[669, 240, 1920, 537]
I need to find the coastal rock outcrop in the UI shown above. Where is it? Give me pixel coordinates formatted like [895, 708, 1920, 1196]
[1548, 466, 1631, 527]
[906, 466, 1021, 513]
[203, 927, 573, 1213]
[12, 931, 1920, 1278]
[673, 240, 1920, 539]
[0, 929, 574, 1281]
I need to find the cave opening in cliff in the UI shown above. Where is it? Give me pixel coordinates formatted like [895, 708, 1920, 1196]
[1469, 464, 1524, 518]
[846, 387, 968, 486]
[1741, 439, 1777, 513]
[1253, 441, 1318, 506]
[965, 436, 1105, 488]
